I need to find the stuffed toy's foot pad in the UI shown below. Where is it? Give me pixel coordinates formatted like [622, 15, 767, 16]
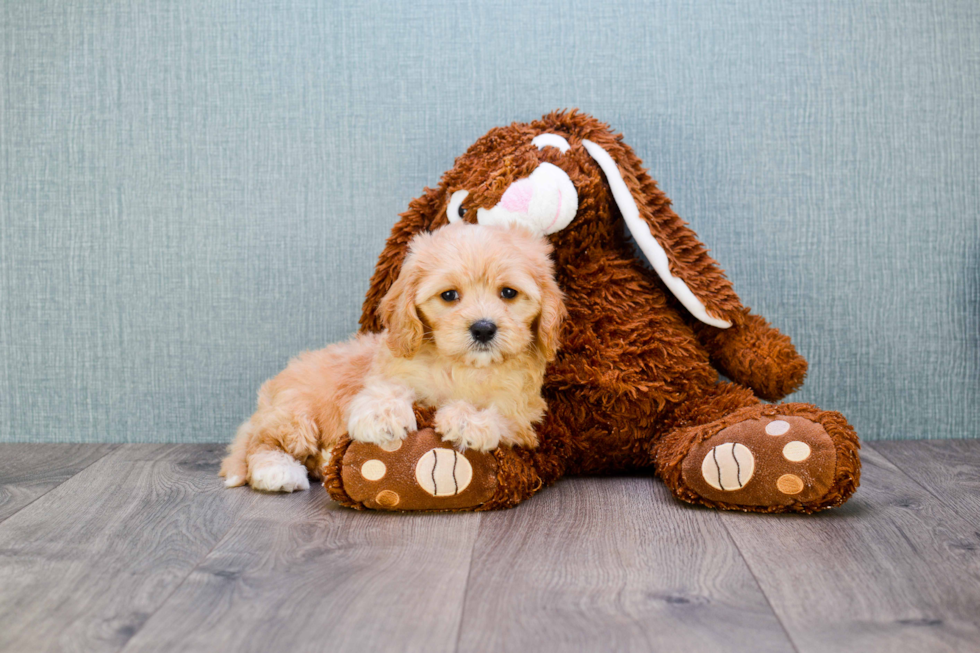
[339, 428, 498, 511]
[681, 415, 837, 507]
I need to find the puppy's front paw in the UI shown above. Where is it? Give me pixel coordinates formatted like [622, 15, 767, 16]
[347, 383, 417, 445]
[435, 402, 504, 453]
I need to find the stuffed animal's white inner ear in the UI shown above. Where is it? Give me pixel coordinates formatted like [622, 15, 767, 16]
[532, 133, 571, 153]
[446, 190, 469, 223]
[582, 139, 732, 329]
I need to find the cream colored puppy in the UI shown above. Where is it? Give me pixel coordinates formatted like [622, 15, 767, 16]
[220, 223, 565, 492]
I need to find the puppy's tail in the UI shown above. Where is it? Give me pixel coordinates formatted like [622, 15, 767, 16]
[219, 420, 252, 488]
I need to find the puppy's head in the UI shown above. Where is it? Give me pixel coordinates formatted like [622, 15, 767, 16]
[379, 223, 565, 366]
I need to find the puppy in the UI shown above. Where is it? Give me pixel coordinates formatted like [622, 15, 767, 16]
[219, 223, 566, 492]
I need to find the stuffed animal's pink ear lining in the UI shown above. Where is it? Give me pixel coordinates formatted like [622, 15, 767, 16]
[582, 139, 732, 329]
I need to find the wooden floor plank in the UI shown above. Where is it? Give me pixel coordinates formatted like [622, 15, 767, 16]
[2, 440, 977, 653]
[119, 487, 481, 653]
[872, 440, 980, 524]
[0, 443, 117, 523]
[0, 444, 254, 653]
[455, 476, 795, 653]
[720, 445, 980, 653]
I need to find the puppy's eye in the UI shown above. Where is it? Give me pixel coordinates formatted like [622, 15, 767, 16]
[500, 287, 518, 300]
[440, 290, 459, 302]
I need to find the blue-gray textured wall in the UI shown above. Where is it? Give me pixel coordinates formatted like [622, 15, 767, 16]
[1, 1, 978, 443]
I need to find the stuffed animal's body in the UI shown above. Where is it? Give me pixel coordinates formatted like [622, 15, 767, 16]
[325, 111, 860, 513]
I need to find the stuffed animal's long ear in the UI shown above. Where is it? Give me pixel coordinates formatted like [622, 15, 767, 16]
[360, 187, 444, 333]
[377, 252, 424, 358]
[582, 138, 742, 329]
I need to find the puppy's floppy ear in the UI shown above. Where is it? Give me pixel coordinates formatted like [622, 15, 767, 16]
[378, 252, 425, 358]
[581, 135, 744, 329]
[535, 271, 567, 362]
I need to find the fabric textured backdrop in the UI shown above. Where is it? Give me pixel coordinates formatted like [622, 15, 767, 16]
[1, 0, 978, 443]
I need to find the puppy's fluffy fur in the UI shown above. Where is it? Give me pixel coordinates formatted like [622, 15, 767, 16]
[219, 223, 565, 492]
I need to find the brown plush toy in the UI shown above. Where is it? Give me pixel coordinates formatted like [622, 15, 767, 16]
[325, 111, 860, 514]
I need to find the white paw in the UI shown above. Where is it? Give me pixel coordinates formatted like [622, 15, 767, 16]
[224, 475, 245, 488]
[248, 450, 310, 492]
[347, 383, 417, 445]
[435, 402, 503, 453]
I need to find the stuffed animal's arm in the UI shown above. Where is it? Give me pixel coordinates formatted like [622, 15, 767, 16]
[693, 309, 808, 402]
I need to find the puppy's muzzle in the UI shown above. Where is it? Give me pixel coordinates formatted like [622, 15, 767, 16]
[469, 319, 497, 344]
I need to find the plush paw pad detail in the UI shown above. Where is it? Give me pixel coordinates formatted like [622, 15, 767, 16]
[375, 489, 400, 508]
[765, 420, 791, 436]
[782, 441, 811, 462]
[338, 428, 498, 511]
[415, 449, 473, 496]
[776, 473, 805, 495]
[360, 459, 387, 481]
[700, 442, 755, 491]
[683, 415, 837, 507]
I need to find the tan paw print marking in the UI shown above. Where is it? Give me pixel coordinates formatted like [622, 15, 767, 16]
[415, 448, 473, 496]
[765, 420, 791, 436]
[360, 459, 386, 481]
[767, 420, 808, 495]
[782, 440, 811, 462]
[776, 474, 804, 495]
[767, 420, 814, 495]
[375, 489, 400, 507]
[701, 442, 755, 491]
[765, 420, 816, 496]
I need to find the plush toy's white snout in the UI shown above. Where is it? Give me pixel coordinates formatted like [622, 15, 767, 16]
[472, 163, 578, 237]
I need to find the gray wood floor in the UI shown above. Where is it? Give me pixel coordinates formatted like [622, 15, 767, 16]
[0, 441, 978, 653]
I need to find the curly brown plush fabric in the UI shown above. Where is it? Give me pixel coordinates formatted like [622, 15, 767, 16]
[325, 111, 861, 513]
[322, 437, 361, 510]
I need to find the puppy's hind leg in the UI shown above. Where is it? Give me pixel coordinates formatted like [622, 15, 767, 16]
[248, 408, 321, 492]
[221, 407, 319, 492]
[247, 444, 312, 493]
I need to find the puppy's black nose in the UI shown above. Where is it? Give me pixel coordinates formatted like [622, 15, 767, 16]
[469, 319, 497, 343]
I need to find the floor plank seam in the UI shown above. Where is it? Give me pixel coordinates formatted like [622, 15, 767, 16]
[866, 443, 968, 519]
[0, 444, 119, 526]
[113, 482, 260, 653]
[451, 512, 483, 653]
[716, 513, 803, 653]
